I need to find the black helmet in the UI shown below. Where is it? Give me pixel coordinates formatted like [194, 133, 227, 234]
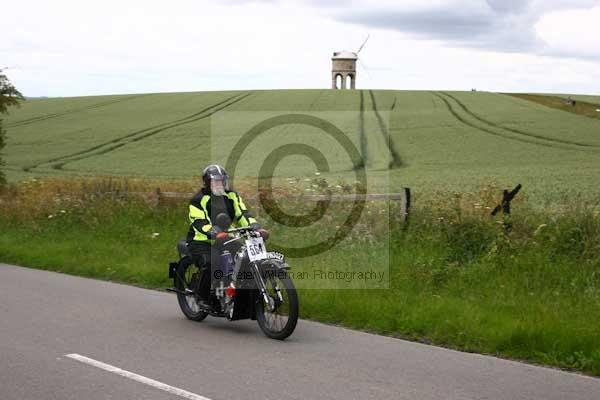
[202, 164, 229, 190]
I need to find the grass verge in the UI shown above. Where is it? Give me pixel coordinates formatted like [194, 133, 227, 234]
[506, 93, 600, 120]
[1, 177, 599, 375]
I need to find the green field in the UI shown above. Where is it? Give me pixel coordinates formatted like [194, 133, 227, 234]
[4, 89, 600, 202]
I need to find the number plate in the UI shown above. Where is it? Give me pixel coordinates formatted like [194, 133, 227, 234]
[267, 251, 285, 261]
[245, 237, 267, 262]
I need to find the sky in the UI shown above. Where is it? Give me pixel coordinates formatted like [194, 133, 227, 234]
[2, 0, 600, 97]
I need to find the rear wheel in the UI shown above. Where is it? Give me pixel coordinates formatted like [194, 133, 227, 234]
[256, 271, 299, 340]
[175, 259, 208, 322]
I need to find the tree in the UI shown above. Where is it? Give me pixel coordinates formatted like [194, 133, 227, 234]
[0, 69, 24, 186]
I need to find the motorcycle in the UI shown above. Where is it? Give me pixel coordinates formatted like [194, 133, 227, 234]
[168, 214, 299, 340]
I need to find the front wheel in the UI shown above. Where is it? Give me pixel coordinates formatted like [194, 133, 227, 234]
[175, 259, 208, 322]
[256, 271, 299, 340]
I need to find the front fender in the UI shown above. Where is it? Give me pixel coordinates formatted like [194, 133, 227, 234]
[258, 257, 290, 271]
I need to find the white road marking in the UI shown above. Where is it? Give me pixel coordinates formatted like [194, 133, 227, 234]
[65, 353, 212, 400]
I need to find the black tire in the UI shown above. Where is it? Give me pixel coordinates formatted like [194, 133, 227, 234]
[256, 272, 299, 340]
[175, 259, 208, 322]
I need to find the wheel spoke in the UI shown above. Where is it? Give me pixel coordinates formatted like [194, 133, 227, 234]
[260, 275, 291, 333]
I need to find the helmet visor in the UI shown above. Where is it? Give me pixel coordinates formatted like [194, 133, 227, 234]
[209, 175, 229, 194]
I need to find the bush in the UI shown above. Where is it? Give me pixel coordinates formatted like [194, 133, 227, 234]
[0, 119, 6, 188]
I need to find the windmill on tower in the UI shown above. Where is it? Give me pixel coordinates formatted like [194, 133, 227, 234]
[331, 35, 370, 90]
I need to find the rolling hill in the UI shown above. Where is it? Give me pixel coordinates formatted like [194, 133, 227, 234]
[3, 89, 600, 201]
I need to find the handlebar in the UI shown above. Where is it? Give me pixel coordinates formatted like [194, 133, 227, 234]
[225, 225, 259, 234]
[222, 225, 261, 245]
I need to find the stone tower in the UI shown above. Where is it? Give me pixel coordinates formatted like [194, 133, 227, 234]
[331, 51, 357, 89]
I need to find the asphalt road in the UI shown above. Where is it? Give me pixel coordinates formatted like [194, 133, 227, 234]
[1, 263, 599, 400]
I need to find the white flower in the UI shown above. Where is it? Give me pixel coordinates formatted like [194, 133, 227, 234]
[151, 232, 160, 238]
[48, 215, 54, 219]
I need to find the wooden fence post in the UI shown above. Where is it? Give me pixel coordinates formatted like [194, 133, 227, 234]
[491, 184, 521, 233]
[155, 187, 162, 207]
[400, 187, 411, 223]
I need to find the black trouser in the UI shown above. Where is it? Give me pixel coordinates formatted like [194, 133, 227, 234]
[187, 241, 240, 300]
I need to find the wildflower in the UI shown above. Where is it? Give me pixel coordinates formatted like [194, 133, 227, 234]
[48, 215, 54, 219]
[151, 232, 160, 238]
[315, 172, 321, 176]
[60, 210, 67, 214]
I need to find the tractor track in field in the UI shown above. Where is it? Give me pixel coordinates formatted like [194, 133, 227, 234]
[368, 90, 403, 168]
[23, 92, 253, 172]
[433, 92, 597, 152]
[357, 91, 367, 169]
[51, 92, 254, 170]
[440, 92, 600, 149]
[5, 95, 147, 128]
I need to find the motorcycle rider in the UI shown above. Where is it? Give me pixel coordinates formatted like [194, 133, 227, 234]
[187, 164, 268, 310]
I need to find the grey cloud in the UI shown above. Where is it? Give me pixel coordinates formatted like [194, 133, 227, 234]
[486, 0, 530, 14]
[333, 0, 600, 61]
[339, 6, 539, 53]
[342, 8, 498, 41]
